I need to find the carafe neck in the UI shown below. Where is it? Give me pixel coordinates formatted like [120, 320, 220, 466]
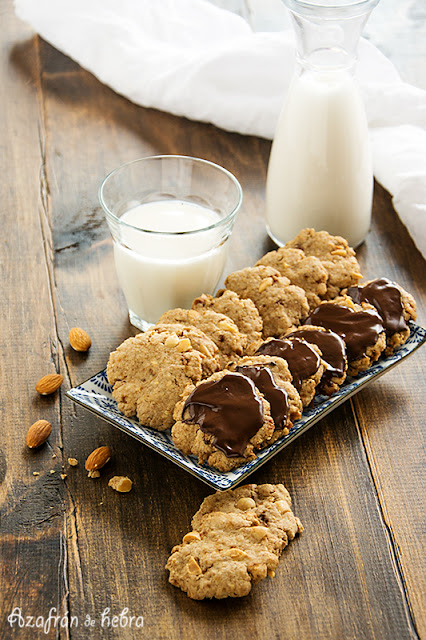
[284, 0, 379, 72]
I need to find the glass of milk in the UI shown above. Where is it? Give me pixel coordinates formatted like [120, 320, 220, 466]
[99, 155, 242, 331]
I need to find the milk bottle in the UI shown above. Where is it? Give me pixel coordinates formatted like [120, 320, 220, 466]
[266, 0, 380, 248]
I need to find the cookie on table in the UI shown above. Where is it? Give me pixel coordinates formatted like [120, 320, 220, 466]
[228, 355, 303, 439]
[254, 337, 326, 407]
[172, 371, 275, 472]
[192, 289, 263, 348]
[256, 247, 328, 310]
[225, 266, 309, 338]
[158, 308, 247, 367]
[285, 325, 348, 395]
[165, 483, 303, 600]
[106, 325, 220, 431]
[303, 296, 386, 376]
[345, 277, 416, 355]
[284, 228, 363, 299]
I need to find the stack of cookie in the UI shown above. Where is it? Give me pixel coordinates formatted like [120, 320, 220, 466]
[107, 228, 417, 472]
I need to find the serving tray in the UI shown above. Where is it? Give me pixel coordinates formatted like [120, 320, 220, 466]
[67, 322, 425, 490]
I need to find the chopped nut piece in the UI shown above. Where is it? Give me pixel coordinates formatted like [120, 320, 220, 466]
[52, 454, 57, 459]
[218, 320, 238, 333]
[88, 470, 101, 479]
[50, 469, 55, 474]
[68, 457, 78, 467]
[186, 556, 202, 575]
[236, 497, 256, 511]
[60, 473, 67, 480]
[250, 526, 269, 541]
[227, 548, 248, 560]
[275, 500, 291, 514]
[182, 531, 201, 544]
[176, 338, 192, 352]
[108, 476, 133, 492]
[258, 276, 274, 293]
[165, 333, 180, 348]
[330, 247, 347, 257]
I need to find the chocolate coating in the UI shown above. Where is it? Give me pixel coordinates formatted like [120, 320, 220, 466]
[235, 365, 289, 430]
[304, 303, 384, 361]
[182, 373, 264, 458]
[286, 328, 346, 390]
[347, 278, 407, 337]
[256, 337, 321, 391]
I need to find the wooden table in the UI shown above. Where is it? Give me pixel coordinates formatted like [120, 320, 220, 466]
[1, 1, 425, 638]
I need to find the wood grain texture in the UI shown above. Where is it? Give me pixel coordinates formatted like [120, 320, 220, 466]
[1, 1, 425, 639]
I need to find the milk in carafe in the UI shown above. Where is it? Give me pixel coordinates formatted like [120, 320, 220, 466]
[265, 0, 380, 248]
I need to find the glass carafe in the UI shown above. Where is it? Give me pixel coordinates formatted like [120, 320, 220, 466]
[266, 0, 379, 248]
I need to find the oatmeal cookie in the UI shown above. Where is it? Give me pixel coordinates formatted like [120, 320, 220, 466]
[228, 355, 302, 438]
[225, 266, 309, 338]
[256, 247, 328, 309]
[106, 325, 220, 430]
[303, 296, 386, 376]
[166, 483, 303, 600]
[284, 228, 363, 299]
[285, 325, 347, 395]
[158, 308, 247, 366]
[192, 289, 263, 347]
[345, 278, 416, 355]
[172, 371, 275, 471]
[254, 337, 326, 406]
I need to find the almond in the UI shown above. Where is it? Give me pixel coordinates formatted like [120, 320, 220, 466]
[35, 373, 63, 395]
[69, 327, 92, 352]
[26, 419, 52, 448]
[85, 446, 111, 471]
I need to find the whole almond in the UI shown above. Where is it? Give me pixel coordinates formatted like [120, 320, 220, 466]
[69, 327, 92, 352]
[35, 373, 63, 395]
[85, 446, 111, 471]
[26, 419, 52, 448]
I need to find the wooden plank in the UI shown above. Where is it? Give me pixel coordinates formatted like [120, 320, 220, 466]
[352, 182, 426, 637]
[0, 4, 67, 639]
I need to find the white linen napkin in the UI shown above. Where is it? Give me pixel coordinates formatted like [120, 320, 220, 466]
[15, 0, 426, 258]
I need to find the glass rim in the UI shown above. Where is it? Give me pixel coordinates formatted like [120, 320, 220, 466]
[99, 154, 243, 237]
[283, 0, 379, 16]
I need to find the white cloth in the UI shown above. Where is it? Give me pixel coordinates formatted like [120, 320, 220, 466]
[15, 0, 426, 258]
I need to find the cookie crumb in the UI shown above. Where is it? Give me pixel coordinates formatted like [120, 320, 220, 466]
[60, 473, 67, 480]
[68, 457, 78, 466]
[108, 476, 133, 493]
[50, 469, 55, 474]
[88, 470, 101, 479]
[52, 454, 57, 459]
[32, 471, 40, 476]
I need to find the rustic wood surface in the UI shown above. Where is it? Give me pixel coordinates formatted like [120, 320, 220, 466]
[1, 0, 425, 638]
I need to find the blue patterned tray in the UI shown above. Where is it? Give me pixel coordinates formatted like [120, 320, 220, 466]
[67, 322, 425, 491]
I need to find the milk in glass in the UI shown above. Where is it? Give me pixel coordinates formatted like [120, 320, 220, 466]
[113, 200, 228, 324]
